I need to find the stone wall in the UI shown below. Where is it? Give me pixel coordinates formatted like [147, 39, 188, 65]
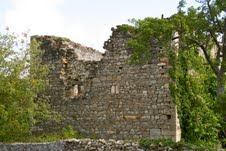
[33, 26, 181, 141]
[0, 139, 194, 151]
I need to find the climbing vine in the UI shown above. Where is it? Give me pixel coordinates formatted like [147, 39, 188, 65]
[169, 48, 221, 144]
[120, 15, 224, 147]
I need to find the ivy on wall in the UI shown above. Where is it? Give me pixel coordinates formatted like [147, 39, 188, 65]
[117, 16, 224, 147]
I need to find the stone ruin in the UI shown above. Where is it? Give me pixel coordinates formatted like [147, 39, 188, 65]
[33, 26, 181, 142]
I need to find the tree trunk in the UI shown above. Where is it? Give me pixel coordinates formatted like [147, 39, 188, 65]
[217, 17, 226, 100]
[217, 73, 225, 99]
[220, 18, 226, 140]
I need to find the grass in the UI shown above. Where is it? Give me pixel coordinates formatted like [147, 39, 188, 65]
[1, 126, 82, 143]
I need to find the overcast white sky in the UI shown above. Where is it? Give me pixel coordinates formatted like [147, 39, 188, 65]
[0, 0, 199, 52]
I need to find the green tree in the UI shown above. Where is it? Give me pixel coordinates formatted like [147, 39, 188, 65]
[174, 0, 226, 100]
[172, 0, 226, 143]
[0, 30, 50, 142]
[120, 0, 225, 146]
[171, 48, 220, 143]
[129, 0, 225, 100]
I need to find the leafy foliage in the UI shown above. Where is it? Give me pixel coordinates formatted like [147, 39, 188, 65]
[123, 0, 225, 147]
[3, 125, 81, 143]
[27, 126, 81, 143]
[169, 49, 221, 142]
[0, 30, 54, 142]
[126, 18, 173, 64]
[139, 138, 218, 150]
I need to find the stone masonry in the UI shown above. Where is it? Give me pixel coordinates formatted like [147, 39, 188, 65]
[0, 139, 195, 151]
[33, 26, 181, 141]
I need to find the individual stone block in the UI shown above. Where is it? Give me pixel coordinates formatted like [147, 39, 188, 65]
[142, 90, 148, 96]
[111, 86, 115, 94]
[124, 115, 140, 121]
[159, 57, 169, 63]
[161, 129, 175, 136]
[157, 63, 166, 66]
[70, 85, 78, 98]
[115, 85, 119, 94]
[150, 129, 161, 136]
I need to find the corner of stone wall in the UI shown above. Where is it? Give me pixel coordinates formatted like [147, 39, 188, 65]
[156, 40, 181, 142]
[175, 106, 181, 142]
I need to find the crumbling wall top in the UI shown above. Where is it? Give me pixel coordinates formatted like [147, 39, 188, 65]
[32, 35, 103, 61]
[103, 25, 132, 51]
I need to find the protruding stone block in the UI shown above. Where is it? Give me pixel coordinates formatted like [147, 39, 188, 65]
[124, 115, 140, 121]
[111, 86, 115, 94]
[160, 57, 169, 63]
[70, 85, 78, 97]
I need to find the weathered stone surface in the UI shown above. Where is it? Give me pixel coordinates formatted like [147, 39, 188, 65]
[0, 139, 196, 151]
[150, 129, 161, 136]
[33, 26, 181, 142]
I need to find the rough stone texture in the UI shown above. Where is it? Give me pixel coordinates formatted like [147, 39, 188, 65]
[0, 139, 195, 151]
[33, 26, 181, 141]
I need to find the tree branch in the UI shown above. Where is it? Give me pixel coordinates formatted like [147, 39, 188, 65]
[171, 34, 220, 75]
[172, 36, 180, 41]
[189, 38, 219, 75]
[209, 30, 222, 61]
